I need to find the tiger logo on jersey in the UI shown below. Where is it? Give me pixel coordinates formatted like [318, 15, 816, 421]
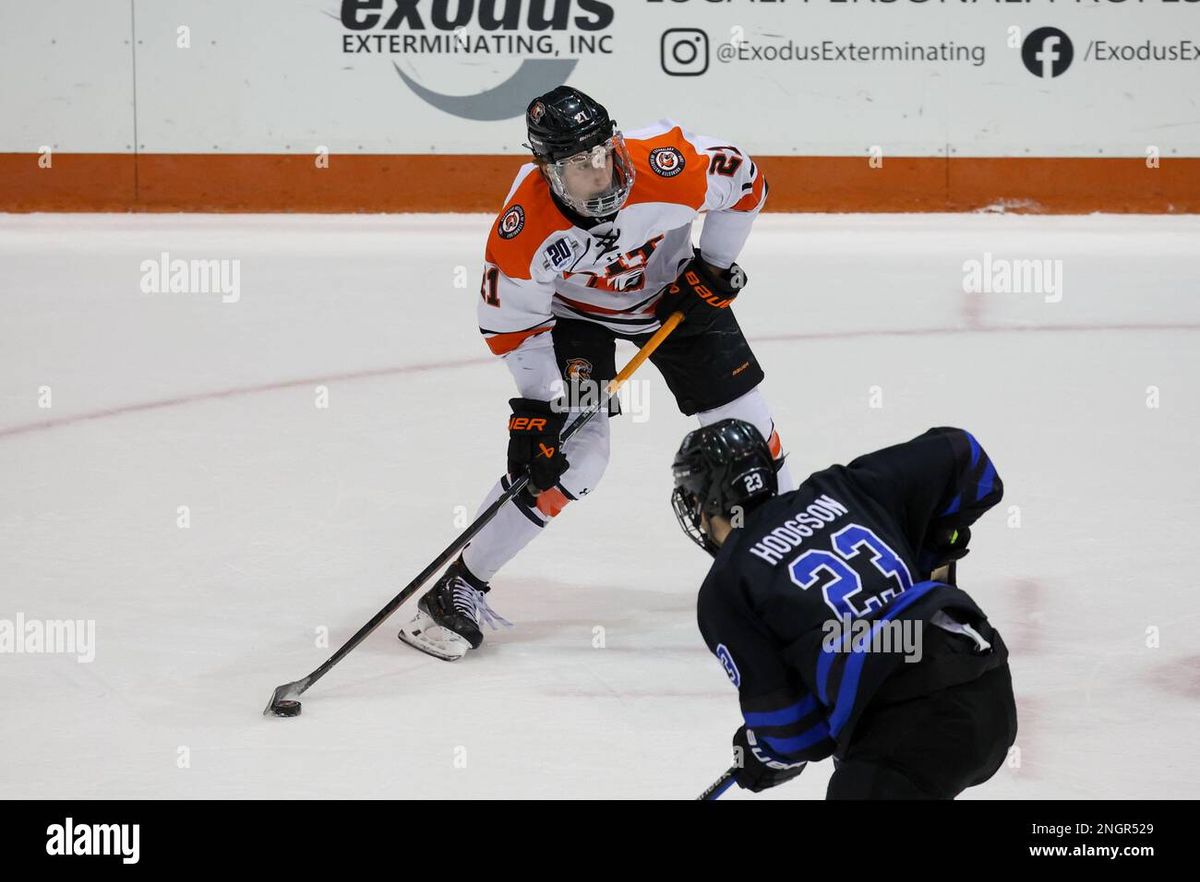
[565, 357, 593, 381]
[649, 146, 685, 178]
[498, 205, 525, 239]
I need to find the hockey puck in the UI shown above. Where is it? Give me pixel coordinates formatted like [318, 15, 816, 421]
[270, 699, 301, 717]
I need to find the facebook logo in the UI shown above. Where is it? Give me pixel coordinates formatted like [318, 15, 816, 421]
[1022, 27, 1074, 78]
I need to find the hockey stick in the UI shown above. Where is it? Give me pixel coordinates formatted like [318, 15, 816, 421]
[263, 311, 686, 715]
[698, 766, 738, 800]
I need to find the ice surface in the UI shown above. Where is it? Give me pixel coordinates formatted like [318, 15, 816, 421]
[1, 212, 1197, 799]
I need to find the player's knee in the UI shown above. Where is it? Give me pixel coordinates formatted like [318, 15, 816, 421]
[589, 421, 613, 481]
[532, 428, 611, 519]
[700, 388, 772, 440]
[555, 413, 612, 504]
[698, 387, 786, 464]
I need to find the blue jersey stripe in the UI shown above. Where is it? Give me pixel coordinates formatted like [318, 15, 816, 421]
[743, 695, 820, 729]
[825, 580, 942, 737]
[966, 430, 981, 469]
[761, 721, 833, 756]
[975, 458, 997, 502]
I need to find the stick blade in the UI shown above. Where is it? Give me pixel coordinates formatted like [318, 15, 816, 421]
[262, 678, 307, 716]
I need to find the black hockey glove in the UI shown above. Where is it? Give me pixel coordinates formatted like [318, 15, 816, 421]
[507, 398, 569, 492]
[654, 249, 747, 332]
[732, 725, 807, 793]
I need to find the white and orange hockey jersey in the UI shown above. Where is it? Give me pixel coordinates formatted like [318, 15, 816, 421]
[477, 120, 768, 386]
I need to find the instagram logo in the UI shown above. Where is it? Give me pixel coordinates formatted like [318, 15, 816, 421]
[661, 28, 709, 76]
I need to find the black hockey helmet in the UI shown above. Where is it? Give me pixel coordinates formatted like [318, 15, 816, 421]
[525, 86, 614, 162]
[671, 419, 779, 556]
[525, 86, 635, 217]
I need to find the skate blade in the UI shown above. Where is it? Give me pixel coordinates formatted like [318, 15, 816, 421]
[397, 612, 471, 662]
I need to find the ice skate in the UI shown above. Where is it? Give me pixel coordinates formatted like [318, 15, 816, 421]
[398, 558, 511, 661]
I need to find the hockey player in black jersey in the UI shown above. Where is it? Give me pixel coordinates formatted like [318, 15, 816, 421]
[672, 420, 1017, 799]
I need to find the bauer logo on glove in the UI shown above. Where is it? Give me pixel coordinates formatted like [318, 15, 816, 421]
[655, 249, 748, 331]
[507, 398, 569, 492]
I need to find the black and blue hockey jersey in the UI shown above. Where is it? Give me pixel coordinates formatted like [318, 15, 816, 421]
[697, 427, 1008, 765]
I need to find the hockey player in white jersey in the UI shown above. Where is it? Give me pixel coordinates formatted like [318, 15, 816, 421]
[399, 86, 797, 660]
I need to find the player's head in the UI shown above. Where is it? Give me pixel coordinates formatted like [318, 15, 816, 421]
[671, 419, 778, 557]
[525, 86, 635, 217]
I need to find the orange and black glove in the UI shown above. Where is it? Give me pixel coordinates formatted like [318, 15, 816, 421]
[655, 249, 747, 332]
[507, 398, 569, 492]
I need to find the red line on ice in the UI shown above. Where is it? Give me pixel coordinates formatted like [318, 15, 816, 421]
[2, 321, 1197, 440]
[0, 356, 492, 439]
